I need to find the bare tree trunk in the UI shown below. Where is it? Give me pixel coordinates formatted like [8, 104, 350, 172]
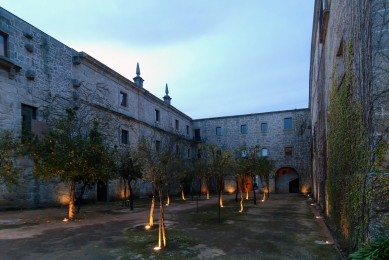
[252, 176, 257, 205]
[235, 177, 239, 202]
[122, 177, 127, 208]
[76, 182, 87, 214]
[69, 180, 76, 220]
[199, 177, 202, 197]
[128, 178, 133, 210]
[149, 195, 154, 226]
[239, 178, 244, 212]
[157, 184, 166, 248]
[181, 184, 186, 200]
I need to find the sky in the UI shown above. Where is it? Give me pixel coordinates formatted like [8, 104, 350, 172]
[0, 1, 314, 119]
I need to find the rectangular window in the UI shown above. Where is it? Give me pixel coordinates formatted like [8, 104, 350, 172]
[216, 127, 222, 136]
[261, 123, 267, 132]
[176, 144, 179, 155]
[241, 150, 247, 158]
[155, 109, 160, 121]
[195, 129, 201, 141]
[187, 148, 190, 158]
[175, 119, 179, 130]
[121, 129, 129, 144]
[155, 140, 160, 152]
[21, 104, 37, 133]
[285, 146, 293, 157]
[0, 33, 5, 56]
[186, 125, 189, 135]
[284, 118, 292, 129]
[120, 92, 127, 107]
[261, 148, 268, 157]
[241, 125, 247, 134]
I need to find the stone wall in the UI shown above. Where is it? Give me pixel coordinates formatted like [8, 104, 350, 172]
[192, 109, 311, 193]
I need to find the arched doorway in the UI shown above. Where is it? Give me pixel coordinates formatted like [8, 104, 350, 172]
[275, 167, 299, 193]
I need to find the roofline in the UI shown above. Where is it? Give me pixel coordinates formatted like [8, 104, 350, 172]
[192, 108, 309, 121]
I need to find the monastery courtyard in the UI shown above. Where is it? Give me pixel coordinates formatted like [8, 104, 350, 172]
[0, 194, 340, 260]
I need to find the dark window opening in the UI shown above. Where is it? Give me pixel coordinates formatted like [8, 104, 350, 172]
[186, 125, 189, 135]
[176, 144, 179, 155]
[261, 123, 267, 132]
[155, 140, 160, 152]
[0, 33, 6, 57]
[155, 109, 160, 121]
[195, 129, 201, 141]
[175, 119, 179, 130]
[187, 148, 190, 158]
[241, 125, 247, 134]
[284, 118, 292, 129]
[285, 147, 293, 157]
[121, 129, 129, 144]
[120, 92, 127, 107]
[21, 104, 37, 133]
[216, 127, 222, 136]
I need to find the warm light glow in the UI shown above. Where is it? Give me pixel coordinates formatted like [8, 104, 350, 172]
[206, 190, 210, 199]
[245, 192, 249, 200]
[311, 203, 315, 206]
[262, 192, 266, 202]
[63, 218, 68, 221]
[261, 200, 264, 202]
[326, 241, 329, 244]
[153, 246, 161, 251]
[315, 216, 322, 219]
[145, 225, 151, 230]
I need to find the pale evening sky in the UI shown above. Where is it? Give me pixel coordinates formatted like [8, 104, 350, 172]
[0, 1, 314, 119]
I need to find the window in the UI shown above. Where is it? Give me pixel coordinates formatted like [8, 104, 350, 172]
[0, 33, 6, 56]
[241, 125, 247, 134]
[155, 140, 160, 152]
[285, 147, 293, 157]
[175, 119, 179, 130]
[121, 129, 128, 144]
[195, 129, 201, 141]
[186, 125, 189, 135]
[176, 144, 179, 155]
[155, 109, 160, 121]
[120, 92, 127, 107]
[187, 148, 190, 158]
[261, 148, 268, 157]
[216, 127, 222, 136]
[241, 150, 247, 158]
[21, 104, 37, 133]
[284, 118, 292, 129]
[261, 123, 267, 132]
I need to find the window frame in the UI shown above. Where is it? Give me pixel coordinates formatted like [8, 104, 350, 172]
[284, 117, 293, 130]
[261, 148, 268, 157]
[216, 127, 222, 136]
[120, 91, 128, 107]
[175, 119, 179, 130]
[261, 123, 268, 132]
[121, 129, 129, 144]
[155, 109, 160, 122]
[186, 125, 189, 135]
[285, 146, 293, 157]
[241, 124, 247, 134]
[0, 32, 7, 57]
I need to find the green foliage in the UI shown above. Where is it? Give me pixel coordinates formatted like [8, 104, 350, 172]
[348, 235, 389, 260]
[373, 142, 389, 172]
[327, 42, 368, 246]
[31, 108, 117, 185]
[0, 129, 23, 189]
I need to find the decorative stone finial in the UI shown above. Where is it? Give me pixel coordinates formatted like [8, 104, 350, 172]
[163, 83, 172, 105]
[133, 62, 144, 88]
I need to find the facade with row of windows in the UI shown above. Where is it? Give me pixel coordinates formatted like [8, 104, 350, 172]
[0, 7, 311, 208]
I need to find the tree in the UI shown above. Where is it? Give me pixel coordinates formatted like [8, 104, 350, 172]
[117, 149, 142, 210]
[31, 108, 117, 219]
[138, 134, 182, 249]
[256, 156, 276, 201]
[205, 144, 234, 221]
[0, 129, 23, 189]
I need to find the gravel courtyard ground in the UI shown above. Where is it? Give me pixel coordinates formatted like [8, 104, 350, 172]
[0, 193, 341, 260]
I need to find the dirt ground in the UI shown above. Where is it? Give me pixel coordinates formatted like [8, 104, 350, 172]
[0, 193, 341, 260]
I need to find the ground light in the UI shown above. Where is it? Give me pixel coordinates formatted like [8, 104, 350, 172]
[63, 218, 68, 221]
[153, 246, 161, 251]
[145, 225, 151, 230]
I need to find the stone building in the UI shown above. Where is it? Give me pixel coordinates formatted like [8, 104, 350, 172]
[310, 0, 389, 242]
[0, 6, 311, 209]
[192, 109, 311, 194]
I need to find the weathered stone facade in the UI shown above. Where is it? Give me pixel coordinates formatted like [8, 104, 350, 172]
[192, 109, 311, 194]
[310, 0, 389, 241]
[0, 7, 311, 209]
